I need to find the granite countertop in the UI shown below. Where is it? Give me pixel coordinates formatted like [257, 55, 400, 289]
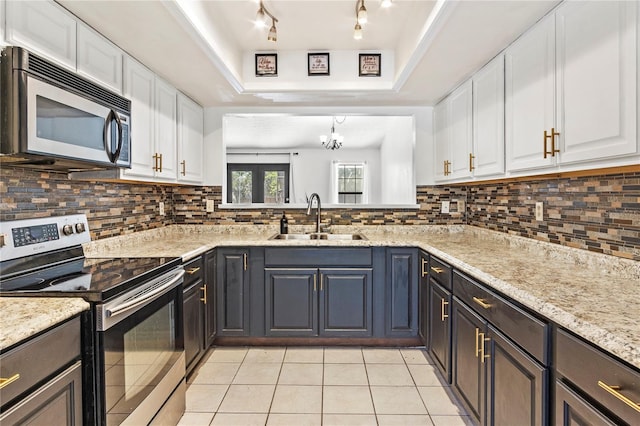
[0, 298, 90, 351]
[83, 224, 640, 370]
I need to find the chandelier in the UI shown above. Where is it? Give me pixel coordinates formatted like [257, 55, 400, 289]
[320, 116, 346, 150]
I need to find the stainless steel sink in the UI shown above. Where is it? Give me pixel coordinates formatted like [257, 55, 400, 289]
[269, 232, 367, 241]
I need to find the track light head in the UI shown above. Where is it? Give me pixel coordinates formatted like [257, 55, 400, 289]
[353, 22, 363, 40]
[357, 0, 368, 25]
[267, 20, 277, 42]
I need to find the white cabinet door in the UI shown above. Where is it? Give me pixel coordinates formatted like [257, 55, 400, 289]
[154, 77, 178, 181]
[473, 54, 505, 178]
[123, 57, 155, 179]
[555, 1, 637, 164]
[1, 0, 6, 47]
[505, 13, 555, 172]
[77, 23, 123, 93]
[5, 0, 76, 70]
[177, 93, 204, 184]
[448, 80, 473, 180]
[433, 100, 450, 182]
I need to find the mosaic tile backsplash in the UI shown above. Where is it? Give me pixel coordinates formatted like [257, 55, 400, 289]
[1, 167, 638, 260]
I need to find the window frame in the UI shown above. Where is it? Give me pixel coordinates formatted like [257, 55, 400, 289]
[227, 163, 290, 204]
[333, 162, 367, 204]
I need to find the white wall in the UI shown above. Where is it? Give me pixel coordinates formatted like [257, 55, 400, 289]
[204, 105, 436, 196]
[379, 116, 415, 203]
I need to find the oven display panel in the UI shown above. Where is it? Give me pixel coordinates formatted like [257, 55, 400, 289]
[12, 224, 60, 247]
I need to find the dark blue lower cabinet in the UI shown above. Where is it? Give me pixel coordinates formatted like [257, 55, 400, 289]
[385, 248, 419, 337]
[216, 249, 251, 336]
[264, 268, 373, 337]
[452, 297, 548, 426]
[429, 280, 451, 383]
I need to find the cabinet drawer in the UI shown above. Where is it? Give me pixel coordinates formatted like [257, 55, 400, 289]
[429, 257, 451, 290]
[265, 248, 372, 267]
[0, 316, 81, 409]
[183, 256, 203, 287]
[452, 271, 549, 365]
[556, 329, 640, 425]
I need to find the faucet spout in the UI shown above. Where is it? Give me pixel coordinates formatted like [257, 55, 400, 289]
[306, 193, 321, 233]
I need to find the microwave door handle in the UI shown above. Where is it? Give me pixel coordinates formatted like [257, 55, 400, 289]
[103, 110, 123, 163]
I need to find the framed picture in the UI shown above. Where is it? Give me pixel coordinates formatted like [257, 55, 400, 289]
[308, 52, 330, 76]
[255, 53, 278, 76]
[359, 53, 381, 77]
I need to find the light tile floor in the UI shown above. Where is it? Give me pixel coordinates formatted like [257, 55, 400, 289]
[179, 347, 472, 426]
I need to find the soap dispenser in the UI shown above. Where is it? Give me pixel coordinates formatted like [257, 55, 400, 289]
[280, 213, 288, 234]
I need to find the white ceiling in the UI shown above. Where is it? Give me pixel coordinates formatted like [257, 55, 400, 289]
[57, 0, 561, 108]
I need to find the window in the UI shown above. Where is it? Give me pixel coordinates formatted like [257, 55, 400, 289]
[227, 164, 289, 203]
[336, 163, 365, 204]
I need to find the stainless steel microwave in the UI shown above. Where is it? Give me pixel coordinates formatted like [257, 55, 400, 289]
[0, 46, 131, 170]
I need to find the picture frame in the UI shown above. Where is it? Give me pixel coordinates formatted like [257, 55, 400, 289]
[308, 52, 330, 76]
[359, 53, 381, 77]
[255, 53, 278, 76]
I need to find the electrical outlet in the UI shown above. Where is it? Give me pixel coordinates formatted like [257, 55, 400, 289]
[441, 200, 450, 214]
[535, 202, 543, 221]
[457, 199, 465, 213]
[206, 199, 215, 213]
[159, 201, 165, 216]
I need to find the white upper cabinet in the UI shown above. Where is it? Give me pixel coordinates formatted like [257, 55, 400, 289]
[154, 77, 178, 181]
[177, 93, 204, 184]
[473, 54, 505, 177]
[77, 22, 123, 94]
[506, 1, 638, 174]
[448, 80, 473, 180]
[433, 98, 450, 182]
[505, 13, 556, 172]
[5, 0, 76, 70]
[123, 56, 156, 180]
[555, 1, 637, 164]
[1, 0, 6, 47]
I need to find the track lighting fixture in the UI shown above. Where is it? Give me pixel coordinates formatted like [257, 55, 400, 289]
[255, 1, 278, 42]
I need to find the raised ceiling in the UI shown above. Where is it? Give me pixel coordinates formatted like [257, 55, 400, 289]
[57, 0, 561, 108]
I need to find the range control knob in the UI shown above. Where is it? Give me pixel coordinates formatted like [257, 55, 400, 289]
[62, 224, 75, 236]
[75, 223, 86, 233]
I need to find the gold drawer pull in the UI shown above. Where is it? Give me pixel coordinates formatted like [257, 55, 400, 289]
[243, 253, 248, 270]
[200, 285, 207, 304]
[186, 267, 201, 275]
[440, 298, 449, 321]
[598, 381, 640, 413]
[473, 297, 492, 309]
[0, 374, 20, 389]
[431, 266, 444, 274]
[477, 331, 490, 363]
[421, 258, 428, 277]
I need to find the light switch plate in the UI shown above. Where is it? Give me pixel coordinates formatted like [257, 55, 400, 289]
[206, 199, 215, 212]
[159, 201, 165, 216]
[441, 201, 450, 214]
[535, 202, 543, 221]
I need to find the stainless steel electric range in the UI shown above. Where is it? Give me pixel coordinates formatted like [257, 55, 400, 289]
[0, 215, 186, 426]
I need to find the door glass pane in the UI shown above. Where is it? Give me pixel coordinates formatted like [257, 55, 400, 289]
[263, 170, 286, 203]
[231, 171, 252, 203]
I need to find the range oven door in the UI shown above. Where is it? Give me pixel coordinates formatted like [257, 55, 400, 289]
[96, 268, 185, 426]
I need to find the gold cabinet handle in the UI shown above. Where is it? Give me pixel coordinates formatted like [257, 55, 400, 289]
[473, 297, 491, 309]
[469, 153, 475, 172]
[180, 160, 186, 176]
[444, 160, 452, 176]
[440, 298, 449, 321]
[243, 253, 248, 270]
[152, 153, 159, 171]
[431, 266, 444, 274]
[543, 128, 560, 158]
[477, 331, 490, 363]
[598, 381, 640, 413]
[0, 373, 20, 389]
[313, 274, 317, 292]
[186, 267, 201, 275]
[550, 127, 560, 157]
[200, 285, 207, 304]
[158, 153, 163, 172]
[320, 274, 323, 291]
[421, 258, 428, 277]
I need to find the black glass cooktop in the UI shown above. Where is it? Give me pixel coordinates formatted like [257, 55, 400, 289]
[0, 256, 182, 302]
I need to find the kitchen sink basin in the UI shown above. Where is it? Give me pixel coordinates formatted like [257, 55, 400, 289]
[269, 233, 367, 241]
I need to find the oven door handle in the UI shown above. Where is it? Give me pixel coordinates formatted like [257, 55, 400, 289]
[106, 269, 185, 319]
